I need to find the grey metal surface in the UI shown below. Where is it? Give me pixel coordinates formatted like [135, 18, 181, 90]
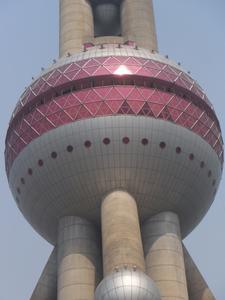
[9, 116, 222, 244]
[94, 268, 161, 300]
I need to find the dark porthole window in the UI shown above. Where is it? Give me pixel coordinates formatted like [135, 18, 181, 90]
[28, 168, 33, 175]
[67, 145, 74, 152]
[159, 141, 166, 149]
[200, 161, 205, 168]
[17, 187, 21, 194]
[176, 147, 181, 154]
[212, 180, 216, 186]
[208, 170, 212, 178]
[51, 151, 57, 159]
[122, 137, 130, 144]
[189, 153, 194, 161]
[103, 138, 110, 145]
[141, 138, 149, 146]
[84, 140, 91, 148]
[38, 159, 44, 167]
[21, 178, 25, 185]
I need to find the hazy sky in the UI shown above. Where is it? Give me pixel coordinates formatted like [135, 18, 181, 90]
[0, 1, 225, 299]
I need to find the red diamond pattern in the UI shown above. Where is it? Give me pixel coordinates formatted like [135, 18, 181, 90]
[5, 56, 223, 173]
[5, 85, 223, 174]
[13, 56, 212, 114]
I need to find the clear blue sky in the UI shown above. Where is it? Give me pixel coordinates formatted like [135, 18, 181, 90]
[0, 1, 225, 299]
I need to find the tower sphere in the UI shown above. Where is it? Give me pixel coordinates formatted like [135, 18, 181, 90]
[5, 45, 223, 244]
[94, 268, 161, 300]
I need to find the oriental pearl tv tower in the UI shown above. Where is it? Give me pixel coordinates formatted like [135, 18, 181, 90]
[5, 1, 223, 300]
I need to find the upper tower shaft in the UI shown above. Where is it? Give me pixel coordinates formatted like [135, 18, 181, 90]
[59, 0, 158, 57]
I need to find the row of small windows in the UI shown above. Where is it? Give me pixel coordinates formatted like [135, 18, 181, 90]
[16, 138, 216, 196]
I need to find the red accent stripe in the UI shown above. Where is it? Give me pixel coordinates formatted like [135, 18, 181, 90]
[5, 85, 223, 174]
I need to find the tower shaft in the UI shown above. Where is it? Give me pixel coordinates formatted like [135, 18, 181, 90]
[59, 0, 94, 56]
[142, 212, 189, 300]
[59, 0, 158, 57]
[183, 246, 216, 300]
[57, 217, 101, 300]
[101, 191, 145, 274]
[121, 0, 158, 51]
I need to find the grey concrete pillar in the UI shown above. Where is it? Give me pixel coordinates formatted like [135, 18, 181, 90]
[59, 0, 94, 57]
[101, 191, 145, 275]
[142, 212, 189, 300]
[30, 248, 57, 300]
[183, 245, 215, 300]
[57, 216, 101, 300]
[121, 0, 158, 51]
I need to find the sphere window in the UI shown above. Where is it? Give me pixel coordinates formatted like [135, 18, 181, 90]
[141, 138, 149, 146]
[159, 142, 166, 149]
[103, 138, 110, 145]
[122, 137, 130, 144]
[208, 170, 212, 178]
[84, 140, 92, 148]
[51, 152, 57, 159]
[189, 153, 194, 161]
[28, 168, 33, 175]
[176, 147, 181, 154]
[21, 178, 25, 185]
[67, 145, 74, 152]
[38, 159, 44, 167]
[200, 161, 205, 168]
[17, 187, 21, 194]
[212, 180, 216, 186]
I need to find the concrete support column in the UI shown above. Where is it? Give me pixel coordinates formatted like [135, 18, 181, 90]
[57, 216, 101, 300]
[121, 0, 158, 51]
[183, 245, 215, 300]
[142, 212, 189, 300]
[30, 248, 57, 300]
[101, 190, 145, 275]
[59, 0, 94, 57]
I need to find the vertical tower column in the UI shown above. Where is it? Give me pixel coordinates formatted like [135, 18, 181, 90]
[142, 212, 189, 300]
[59, 0, 94, 57]
[30, 248, 57, 300]
[101, 190, 145, 275]
[121, 0, 158, 51]
[183, 245, 215, 300]
[95, 191, 161, 300]
[57, 216, 101, 300]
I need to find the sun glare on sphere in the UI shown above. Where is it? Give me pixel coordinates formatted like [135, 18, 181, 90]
[114, 65, 132, 76]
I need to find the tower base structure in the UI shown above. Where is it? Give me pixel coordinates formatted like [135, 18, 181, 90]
[29, 192, 216, 300]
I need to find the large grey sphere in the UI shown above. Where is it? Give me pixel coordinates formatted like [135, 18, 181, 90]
[5, 46, 223, 244]
[94, 268, 161, 300]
